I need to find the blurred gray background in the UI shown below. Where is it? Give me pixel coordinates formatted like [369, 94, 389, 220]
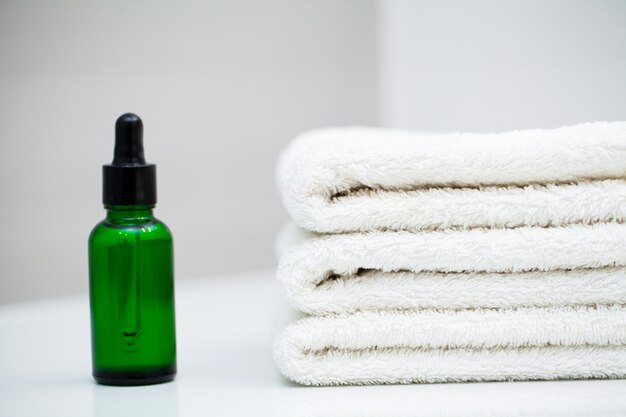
[1, 0, 624, 303]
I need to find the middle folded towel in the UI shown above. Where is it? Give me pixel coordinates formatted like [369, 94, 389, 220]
[277, 222, 626, 314]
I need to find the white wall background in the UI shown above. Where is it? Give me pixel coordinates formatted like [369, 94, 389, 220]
[379, 0, 626, 131]
[0, 0, 378, 303]
[1, 0, 625, 304]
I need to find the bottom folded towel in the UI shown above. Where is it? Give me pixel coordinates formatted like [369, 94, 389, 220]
[273, 305, 626, 385]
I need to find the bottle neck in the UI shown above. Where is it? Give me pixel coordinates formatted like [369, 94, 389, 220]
[105, 205, 155, 225]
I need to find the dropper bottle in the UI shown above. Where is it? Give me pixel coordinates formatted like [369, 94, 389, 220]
[88, 113, 176, 386]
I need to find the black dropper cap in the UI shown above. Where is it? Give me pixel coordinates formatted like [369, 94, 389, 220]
[103, 113, 157, 206]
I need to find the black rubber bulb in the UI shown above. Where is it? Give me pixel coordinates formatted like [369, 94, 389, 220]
[103, 112, 156, 205]
[113, 113, 145, 165]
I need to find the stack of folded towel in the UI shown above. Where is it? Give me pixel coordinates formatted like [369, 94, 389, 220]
[273, 122, 626, 386]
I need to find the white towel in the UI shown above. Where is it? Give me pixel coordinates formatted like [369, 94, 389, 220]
[273, 305, 626, 386]
[277, 122, 626, 233]
[277, 222, 626, 314]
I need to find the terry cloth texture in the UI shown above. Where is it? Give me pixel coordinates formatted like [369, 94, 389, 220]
[277, 222, 626, 314]
[274, 122, 626, 386]
[273, 305, 626, 386]
[277, 122, 626, 233]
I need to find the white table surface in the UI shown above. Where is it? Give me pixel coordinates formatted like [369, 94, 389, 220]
[1, 270, 626, 417]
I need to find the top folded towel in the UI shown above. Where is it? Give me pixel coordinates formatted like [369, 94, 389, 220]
[278, 122, 626, 233]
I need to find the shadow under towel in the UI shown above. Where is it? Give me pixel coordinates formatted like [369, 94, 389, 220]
[277, 122, 626, 233]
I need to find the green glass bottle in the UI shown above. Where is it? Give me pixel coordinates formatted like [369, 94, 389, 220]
[88, 113, 176, 386]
